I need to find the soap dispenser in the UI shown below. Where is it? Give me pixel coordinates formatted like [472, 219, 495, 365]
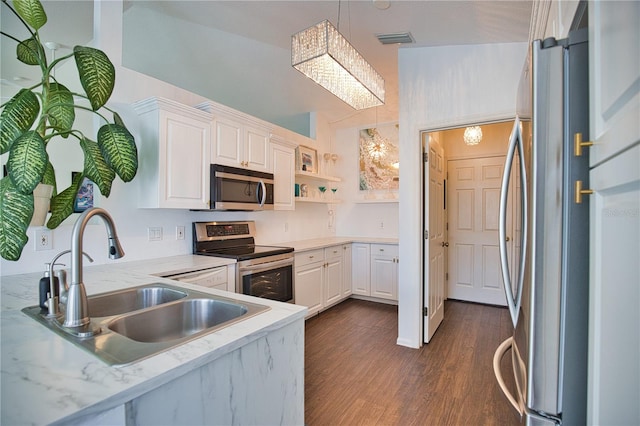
[39, 264, 59, 310]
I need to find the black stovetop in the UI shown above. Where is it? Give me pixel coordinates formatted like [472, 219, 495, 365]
[192, 221, 293, 261]
[195, 244, 293, 261]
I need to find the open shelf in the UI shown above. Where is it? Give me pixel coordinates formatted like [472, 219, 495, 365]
[295, 197, 341, 204]
[295, 171, 341, 182]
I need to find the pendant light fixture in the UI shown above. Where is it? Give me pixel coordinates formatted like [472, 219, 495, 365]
[291, 2, 384, 110]
[464, 126, 483, 146]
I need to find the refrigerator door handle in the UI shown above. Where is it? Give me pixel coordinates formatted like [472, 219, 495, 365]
[493, 337, 523, 414]
[499, 117, 528, 327]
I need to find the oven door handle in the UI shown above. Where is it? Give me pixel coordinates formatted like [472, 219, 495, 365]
[238, 257, 293, 275]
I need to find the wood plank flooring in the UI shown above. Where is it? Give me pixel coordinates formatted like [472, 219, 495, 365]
[304, 299, 520, 426]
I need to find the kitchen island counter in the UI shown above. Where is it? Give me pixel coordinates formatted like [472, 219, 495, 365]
[1, 255, 306, 425]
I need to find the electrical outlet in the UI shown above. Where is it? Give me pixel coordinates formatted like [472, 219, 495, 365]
[380, 221, 384, 229]
[35, 228, 53, 251]
[148, 227, 163, 242]
[176, 226, 185, 240]
[284, 222, 289, 232]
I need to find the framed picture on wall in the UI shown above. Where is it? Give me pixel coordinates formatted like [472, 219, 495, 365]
[296, 145, 318, 173]
[359, 123, 400, 191]
[72, 172, 94, 213]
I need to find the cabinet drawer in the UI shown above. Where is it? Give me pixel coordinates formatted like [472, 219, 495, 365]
[324, 245, 342, 260]
[295, 248, 325, 267]
[370, 244, 399, 257]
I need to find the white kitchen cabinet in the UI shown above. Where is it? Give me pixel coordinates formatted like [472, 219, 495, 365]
[370, 244, 399, 301]
[270, 136, 296, 211]
[587, 3, 640, 424]
[133, 97, 211, 209]
[352, 243, 399, 302]
[294, 244, 348, 318]
[212, 115, 269, 172]
[342, 244, 352, 298]
[324, 246, 343, 307]
[351, 243, 371, 296]
[294, 249, 324, 317]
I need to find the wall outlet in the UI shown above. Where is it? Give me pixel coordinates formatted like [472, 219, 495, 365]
[380, 221, 385, 229]
[176, 226, 185, 240]
[34, 228, 53, 251]
[148, 227, 163, 242]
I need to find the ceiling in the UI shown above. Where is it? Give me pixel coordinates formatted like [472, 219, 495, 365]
[1, 0, 532, 134]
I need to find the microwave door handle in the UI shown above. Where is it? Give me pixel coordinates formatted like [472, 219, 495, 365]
[258, 179, 266, 207]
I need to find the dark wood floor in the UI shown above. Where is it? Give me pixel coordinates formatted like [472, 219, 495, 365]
[304, 299, 520, 426]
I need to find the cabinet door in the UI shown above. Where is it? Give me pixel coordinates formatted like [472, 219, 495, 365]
[245, 127, 269, 172]
[370, 244, 398, 300]
[160, 110, 211, 209]
[351, 243, 371, 296]
[342, 244, 352, 298]
[324, 246, 343, 307]
[271, 142, 295, 210]
[589, 1, 640, 166]
[294, 262, 323, 317]
[213, 116, 242, 167]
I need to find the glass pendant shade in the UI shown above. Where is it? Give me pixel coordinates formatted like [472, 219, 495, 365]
[464, 126, 483, 145]
[292, 20, 385, 110]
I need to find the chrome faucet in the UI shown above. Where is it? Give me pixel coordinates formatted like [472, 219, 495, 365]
[62, 207, 124, 335]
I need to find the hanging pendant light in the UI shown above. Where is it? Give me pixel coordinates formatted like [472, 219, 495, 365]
[464, 126, 483, 146]
[291, 20, 385, 110]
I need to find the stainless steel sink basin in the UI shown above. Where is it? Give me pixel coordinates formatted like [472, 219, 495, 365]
[88, 286, 187, 317]
[22, 283, 270, 365]
[108, 298, 248, 343]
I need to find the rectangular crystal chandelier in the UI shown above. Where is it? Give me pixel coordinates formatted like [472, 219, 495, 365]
[292, 20, 385, 110]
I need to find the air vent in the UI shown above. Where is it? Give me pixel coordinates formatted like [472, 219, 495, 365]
[376, 32, 414, 45]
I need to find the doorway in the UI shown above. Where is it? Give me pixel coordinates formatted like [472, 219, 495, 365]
[422, 121, 514, 343]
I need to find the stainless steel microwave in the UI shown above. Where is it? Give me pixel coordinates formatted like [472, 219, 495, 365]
[209, 164, 274, 211]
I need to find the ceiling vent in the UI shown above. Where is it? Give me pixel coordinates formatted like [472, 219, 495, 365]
[376, 32, 414, 45]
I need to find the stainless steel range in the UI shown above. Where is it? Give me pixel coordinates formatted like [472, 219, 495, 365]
[192, 221, 294, 303]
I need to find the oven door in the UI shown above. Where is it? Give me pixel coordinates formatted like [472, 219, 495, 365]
[237, 255, 293, 303]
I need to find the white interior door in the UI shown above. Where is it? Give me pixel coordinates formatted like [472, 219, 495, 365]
[447, 156, 508, 306]
[423, 133, 445, 343]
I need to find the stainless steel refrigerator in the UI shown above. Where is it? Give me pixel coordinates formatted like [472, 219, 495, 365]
[493, 27, 590, 426]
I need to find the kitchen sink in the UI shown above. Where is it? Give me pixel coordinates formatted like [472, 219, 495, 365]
[21, 283, 270, 365]
[108, 298, 248, 343]
[88, 286, 188, 317]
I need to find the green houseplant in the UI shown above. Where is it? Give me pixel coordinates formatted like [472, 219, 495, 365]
[0, 0, 138, 261]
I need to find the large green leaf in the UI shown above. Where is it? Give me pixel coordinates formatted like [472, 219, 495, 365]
[0, 177, 34, 261]
[16, 37, 41, 66]
[97, 124, 138, 182]
[41, 161, 57, 195]
[46, 82, 75, 136]
[0, 89, 40, 154]
[12, 0, 47, 30]
[73, 46, 115, 111]
[80, 137, 115, 197]
[46, 173, 82, 229]
[7, 130, 47, 194]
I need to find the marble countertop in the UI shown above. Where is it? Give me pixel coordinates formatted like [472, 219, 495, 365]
[0, 255, 306, 425]
[279, 236, 398, 252]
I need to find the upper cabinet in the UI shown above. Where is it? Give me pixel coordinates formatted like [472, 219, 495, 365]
[270, 136, 296, 211]
[197, 102, 269, 173]
[133, 97, 212, 209]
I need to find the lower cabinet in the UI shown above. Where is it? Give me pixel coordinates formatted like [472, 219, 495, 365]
[294, 244, 349, 317]
[352, 243, 399, 302]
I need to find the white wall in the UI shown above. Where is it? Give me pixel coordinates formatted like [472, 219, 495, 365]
[397, 42, 527, 348]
